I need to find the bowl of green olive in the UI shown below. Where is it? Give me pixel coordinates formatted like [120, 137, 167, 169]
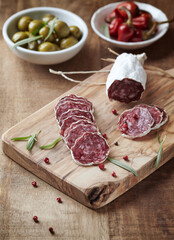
[2, 7, 88, 64]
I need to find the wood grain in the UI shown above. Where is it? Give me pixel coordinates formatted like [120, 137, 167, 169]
[2, 65, 174, 209]
[1, 0, 174, 239]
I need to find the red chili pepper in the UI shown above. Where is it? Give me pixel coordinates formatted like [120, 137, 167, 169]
[105, 8, 120, 23]
[133, 11, 152, 30]
[116, 1, 139, 19]
[131, 29, 142, 42]
[109, 17, 123, 38]
[117, 7, 135, 42]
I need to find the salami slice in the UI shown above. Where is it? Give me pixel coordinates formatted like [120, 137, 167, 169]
[56, 101, 92, 121]
[65, 123, 98, 149]
[60, 115, 90, 136]
[64, 119, 96, 138]
[106, 53, 147, 103]
[155, 106, 168, 127]
[137, 104, 163, 130]
[71, 132, 110, 166]
[118, 107, 154, 138]
[59, 109, 95, 126]
[55, 94, 93, 112]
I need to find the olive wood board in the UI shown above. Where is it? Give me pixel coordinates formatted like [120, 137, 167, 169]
[2, 65, 174, 209]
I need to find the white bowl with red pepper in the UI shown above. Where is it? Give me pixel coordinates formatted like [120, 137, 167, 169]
[91, 1, 170, 49]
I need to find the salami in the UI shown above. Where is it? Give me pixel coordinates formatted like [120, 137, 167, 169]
[56, 101, 92, 121]
[55, 94, 93, 112]
[155, 106, 168, 127]
[55, 94, 110, 166]
[119, 104, 168, 138]
[71, 132, 110, 166]
[65, 123, 98, 149]
[59, 109, 95, 127]
[106, 53, 147, 103]
[64, 119, 96, 138]
[60, 115, 91, 136]
[118, 107, 154, 138]
[137, 104, 163, 130]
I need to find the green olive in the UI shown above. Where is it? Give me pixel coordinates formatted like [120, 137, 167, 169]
[60, 36, 78, 49]
[27, 40, 38, 51]
[28, 20, 43, 33]
[18, 16, 32, 31]
[42, 13, 55, 23]
[38, 42, 60, 52]
[39, 26, 55, 42]
[69, 26, 82, 40]
[51, 20, 70, 38]
[12, 31, 29, 42]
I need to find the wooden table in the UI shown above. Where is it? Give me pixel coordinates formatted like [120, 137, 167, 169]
[0, 0, 174, 239]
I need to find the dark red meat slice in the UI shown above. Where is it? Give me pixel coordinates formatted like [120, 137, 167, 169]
[137, 104, 163, 129]
[64, 119, 96, 138]
[60, 115, 90, 136]
[59, 109, 95, 126]
[118, 107, 154, 138]
[71, 132, 110, 166]
[65, 123, 98, 149]
[155, 106, 168, 126]
[56, 101, 92, 121]
[55, 94, 93, 112]
[108, 78, 144, 103]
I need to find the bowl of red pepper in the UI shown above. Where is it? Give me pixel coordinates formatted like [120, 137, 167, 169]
[91, 1, 170, 49]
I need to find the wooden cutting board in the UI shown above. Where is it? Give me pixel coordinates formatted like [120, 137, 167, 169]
[2, 65, 174, 209]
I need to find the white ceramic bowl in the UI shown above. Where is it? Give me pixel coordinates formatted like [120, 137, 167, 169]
[2, 7, 88, 65]
[91, 2, 169, 49]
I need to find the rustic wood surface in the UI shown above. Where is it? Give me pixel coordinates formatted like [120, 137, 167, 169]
[0, 0, 174, 239]
[2, 64, 174, 210]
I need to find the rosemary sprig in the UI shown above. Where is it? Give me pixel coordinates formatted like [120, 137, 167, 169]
[11, 35, 42, 50]
[107, 157, 138, 176]
[103, 24, 110, 38]
[155, 135, 166, 168]
[40, 137, 62, 149]
[32, 21, 48, 36]
[11, 135, 32, 141]
[45, 17, 57, 41]
[26, 130, 41, 151]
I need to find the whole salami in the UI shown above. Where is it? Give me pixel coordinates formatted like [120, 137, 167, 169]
[106, 53, 147, 103]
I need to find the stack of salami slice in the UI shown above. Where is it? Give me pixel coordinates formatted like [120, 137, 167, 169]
[55, 94, 110, 166]
[118, 104, 168, 139]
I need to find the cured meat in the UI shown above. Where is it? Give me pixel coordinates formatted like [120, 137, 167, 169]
[65, 123, 98, 149]
[56, 101, 92, 121]
[118, 107, 154, 138]
[71, 132, 110, 166]
[55, 94, 93, 112]
[155, 106, 168, 126]
[64, 119, 96, 138]
[106, 53, 147, 103]
[60, 115, 90, 136]
[137, 104, 163, 130]
[55, 94, 110, 166]
[59, 109, 95, 127]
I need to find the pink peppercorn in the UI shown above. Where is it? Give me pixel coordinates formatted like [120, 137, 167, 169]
[103, 133, 107, 139]
[112, 109, 118, 115]
[32, 181, 37, 187]
[57, 197, 62, 203]
[112, 171, 117, 177]
[44, 157, 50, 164]
[99, 164, 105, 170]
[123, 155, 129, 161]
[33, 216, 38, 222]
[49, 227, 54, 234]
